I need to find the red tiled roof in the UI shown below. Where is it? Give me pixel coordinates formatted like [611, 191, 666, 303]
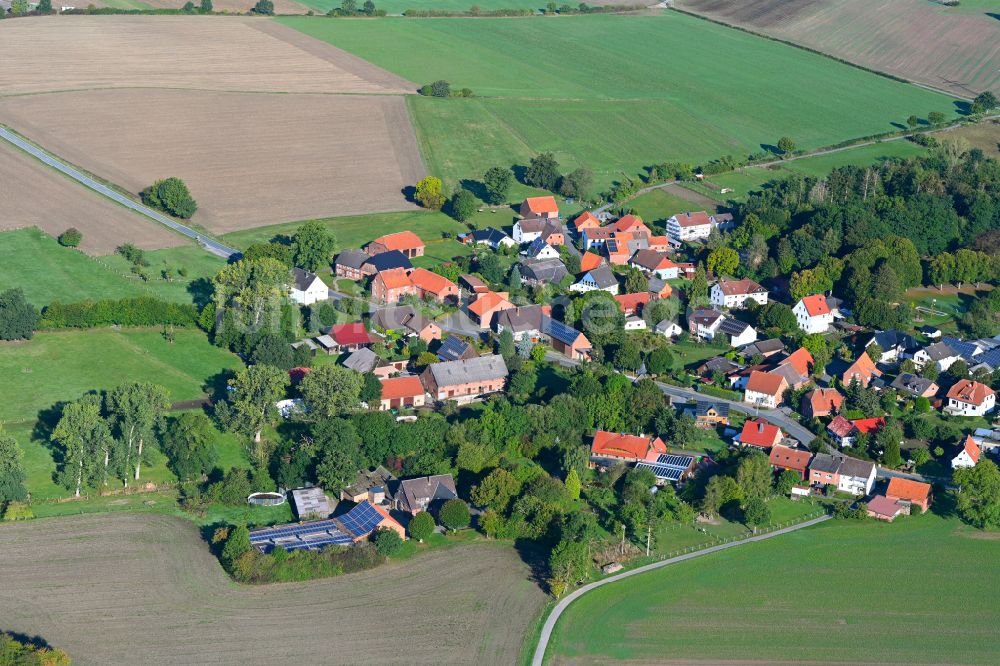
[746, 370, 787, 397]
[716, 278, 765, 296]
[331, 322, 373, 346]
[886, 477, 931, 503]
[524, 196, 559, 215]
[842, 353, 882, 385]
[769, 444, 812, 472]
[741, 419, 783, 448]
[613, 215, 649, 234]
[673, 211, 712, 228]
[408, 268, 457, 296]
[379, 376, 425, 400]
[573, 211, 601, 231]
[372, 231, 424, 252]
[468, 291, 512, 317]
[591, 430, 667, 461]
[946, 379, 995, 406]
[579, 251, 604, 273]
[614, 292, 651, 313]
[806, 388, 843, 414]
[799, 294, 830, 317]
[851, 417, 885, 435]
[827, 415, 854, 438]
[961, 435, 981, 463]
[867, 494, 903, 518]
[376, 267, 412, 290]
[778, 348, 814, 376]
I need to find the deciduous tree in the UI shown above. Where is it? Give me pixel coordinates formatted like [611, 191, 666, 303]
[106, 381, 170, 484]
[414, 176, 446, 210]
[0, 426, 27, 503]
[53, 399, 113, 497]
[300, 364, 362, 420]
[0, 288, 39, 341]
[408, 510, 435, 542]
[482, 166, 514, 205]
[290, 220, 336, 272]
[440, 497, 471, 531]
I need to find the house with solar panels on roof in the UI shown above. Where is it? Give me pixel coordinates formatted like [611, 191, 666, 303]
[249, 500, 405, 554]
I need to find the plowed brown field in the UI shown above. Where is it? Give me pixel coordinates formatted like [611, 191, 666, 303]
[0, 16, 424, 236]
[0, 140, 185, 254]
[0, 512, 546, 666]
[674, 0, 1000, 98]
[0, 89, 425, 232]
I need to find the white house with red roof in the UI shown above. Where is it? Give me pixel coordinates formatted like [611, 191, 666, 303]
[710, 278, 768, 309]
[951, 435, 981, 469]
[665, 211, 716, 243]
[793, 294, 834, 334]
[743, 371, 788, 409]
[945, 379, 996, 417]
[590, 430, 667, 466]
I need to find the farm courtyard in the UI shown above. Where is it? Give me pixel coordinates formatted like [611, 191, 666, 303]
[0, 512, 547, 666]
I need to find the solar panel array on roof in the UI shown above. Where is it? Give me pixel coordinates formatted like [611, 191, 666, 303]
[543, 316, 583, 346]
[339, 501, 385, 538]
[249, 518, 353, 554]
[657, 454, 695, 468]
[635, 453, 695, 483]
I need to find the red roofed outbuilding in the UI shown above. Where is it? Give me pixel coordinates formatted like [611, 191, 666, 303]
[590, 430, 667, 465]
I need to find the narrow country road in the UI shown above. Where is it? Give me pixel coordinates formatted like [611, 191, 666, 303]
[0, 126, 239, 259]
[530, 514, 831, 666]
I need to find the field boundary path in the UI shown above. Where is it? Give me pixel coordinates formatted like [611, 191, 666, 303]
[0, 126, 238, 259]
[530, 513, 831, 666]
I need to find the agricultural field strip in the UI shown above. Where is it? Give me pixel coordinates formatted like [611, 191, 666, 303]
[534, 515, 832, 665]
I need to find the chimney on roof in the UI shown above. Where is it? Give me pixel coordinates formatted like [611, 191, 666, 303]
[758, 422, 764, 432]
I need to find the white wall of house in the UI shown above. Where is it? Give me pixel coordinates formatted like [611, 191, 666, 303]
[951, 449, 978, 469]
[793, 300, 833, 334]
[744, 389, 778, 409]
[946, 395, 995, 417]
[289, 278, 329, 306]
[710, 285, 768, 309]
[513, 222, 542, 244]
[838, 469, 875, 496]
[666, 216, 713, 243]
[728, 324, 758, 347]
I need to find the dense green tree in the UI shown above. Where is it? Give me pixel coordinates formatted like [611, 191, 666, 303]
[448, 188, 479, 222]
[737, 452, 772, 501]
[701, 474, 741, 517]
[106, 381, 170, 484]
[707, 247, 739, 276]
[229, 364, 289, 448]
[972, 91, 998, 113]
[440, 498, 471, 531]
[414, 176, 445, 209]
[774, 469, 800, 495]
[525, 152, 561, 191]
[953, 459, 1000, 529]
[482, 166, 514, 205]
[757, 302, 797, 334]
[141, 177, 197, 219]
[645, 346, 674, 375]
[0, 288, 39, 341]
[613, 339, 642, 372]
[53, 399, 113, 497]
[373, 527, 403, 556]
[251, 0, 274, 13]
[564, 468, 581, 501]
[471, 468, 521, 513]
[742, 496, 771, 529]
[776, 136, 796, 154]
[313, 418, 363, 492]
[161, 412, 217, 482]
[57, 227, 82, 247]
[548, 538, 589, 597]
[408, 510, 435, 542]
[359, 372, 382, 407]
[623, 267, 647, 294]
[687, 263, 709, 307]
[928, 111, 946, 125]
[300, 364, 363, 420]
[221, 525, 251, 569]
[212, 257, 288, 334]
[0, 426, 27, 503]
[558, 167, 594, 199]
[250, 333, 295, 370]
[290, 220, 337, 272]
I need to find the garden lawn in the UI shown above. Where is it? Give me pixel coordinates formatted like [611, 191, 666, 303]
[546, 513, 1000, 664]
[0, 328, 240, 424]
[0, 228, 220, 307]
[627, 188, 711, 225]
[279, 13, 956, 190]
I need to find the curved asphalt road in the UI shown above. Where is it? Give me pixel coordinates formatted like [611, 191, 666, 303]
[0, 127, 238, 259]
[531, 514, 831, 666]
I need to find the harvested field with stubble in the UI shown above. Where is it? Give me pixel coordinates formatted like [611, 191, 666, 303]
[0, 141, 185, 254]
[674, 0, 1000, 98]
[0, 513, 547, 666]
[0, 89, 425, 231]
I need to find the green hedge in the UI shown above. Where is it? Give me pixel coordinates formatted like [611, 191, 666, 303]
[40, 297, 199, 329]
[697, 384, 742, 401]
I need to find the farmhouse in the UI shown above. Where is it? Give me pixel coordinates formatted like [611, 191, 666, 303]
[615, 292, 650, 317]
[520, 195, 559, 220]
[459, 273, 490, 295]
[793, 294, 833, 334]
[523, 238, 560, 260]
[801, 387, 843, 419]
[913, 341, 963, 372]
[738, 419, 784, 450]
[371, 267, 415, 304]
[743, 339, 784, 359]
[378, 376, 426, 411]
[885, 477, 931, 514]
[370, 305, 441, 343]
[826, 415, 856, 447]
[945, 379, 995, 417]
[393, 474, 458, 516]
[665, 211, 715, 243]
[288, 267, 329, 306]
[572, 211, 601, 233]
[743, 370, 788, 408]
[769, 444, 812, 479]
[362, 250, 412, 277]
[710, 278, 768, 309]
[461, 227, 516, 250]
[604, 233, 649, 265]
[341, 466, 396, 504]
[570, 264, 619, 294]
[367, 231, 424, 258]
[624, 316, 646, 331]
[542, 315, 593, 361]
[408, 268, 460, 303]
[324, 322, 374, 353]
[436, 335, 478, 362]
[291, 486, 334, 520]
[590, 430, 667, 466]
[647, 277, 673, 300]
[334, 249, 369, 281]
[466, 290, 515, 328]
[342, 347, 379, 374]
[513, 218, 546, 244]
[612, 214, 652, 237]
[371, 268, 459, 304]
[495, 305, 547, 341]
[952, 435, 981, 469]
[420, 354, 508, 401]
[249, 501, 404, 554]
[841, 353, 882, 388]
[809, 453, 876, 496]
[519, 257, 569, 286]
[654, 319, 683, 338]
[581, 227, 615, 251]
[890, 373, 938, 399]
[630, 249, 681, 280]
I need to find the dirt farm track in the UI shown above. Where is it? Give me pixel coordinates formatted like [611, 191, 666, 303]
[0, 16, 425, 236]
[0, 513, 546, 665]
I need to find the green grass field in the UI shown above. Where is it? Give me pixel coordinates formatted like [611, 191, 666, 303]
[279, 13, 955, 191]
[0, 228, 223, 307]
[628, 188, 715, 225]
[297, 0, 544, 13]
[546, 512, 1000, 664]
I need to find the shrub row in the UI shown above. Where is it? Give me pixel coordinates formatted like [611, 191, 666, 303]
[40, 297, 199, 329]
[230, 542, 384, 583]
